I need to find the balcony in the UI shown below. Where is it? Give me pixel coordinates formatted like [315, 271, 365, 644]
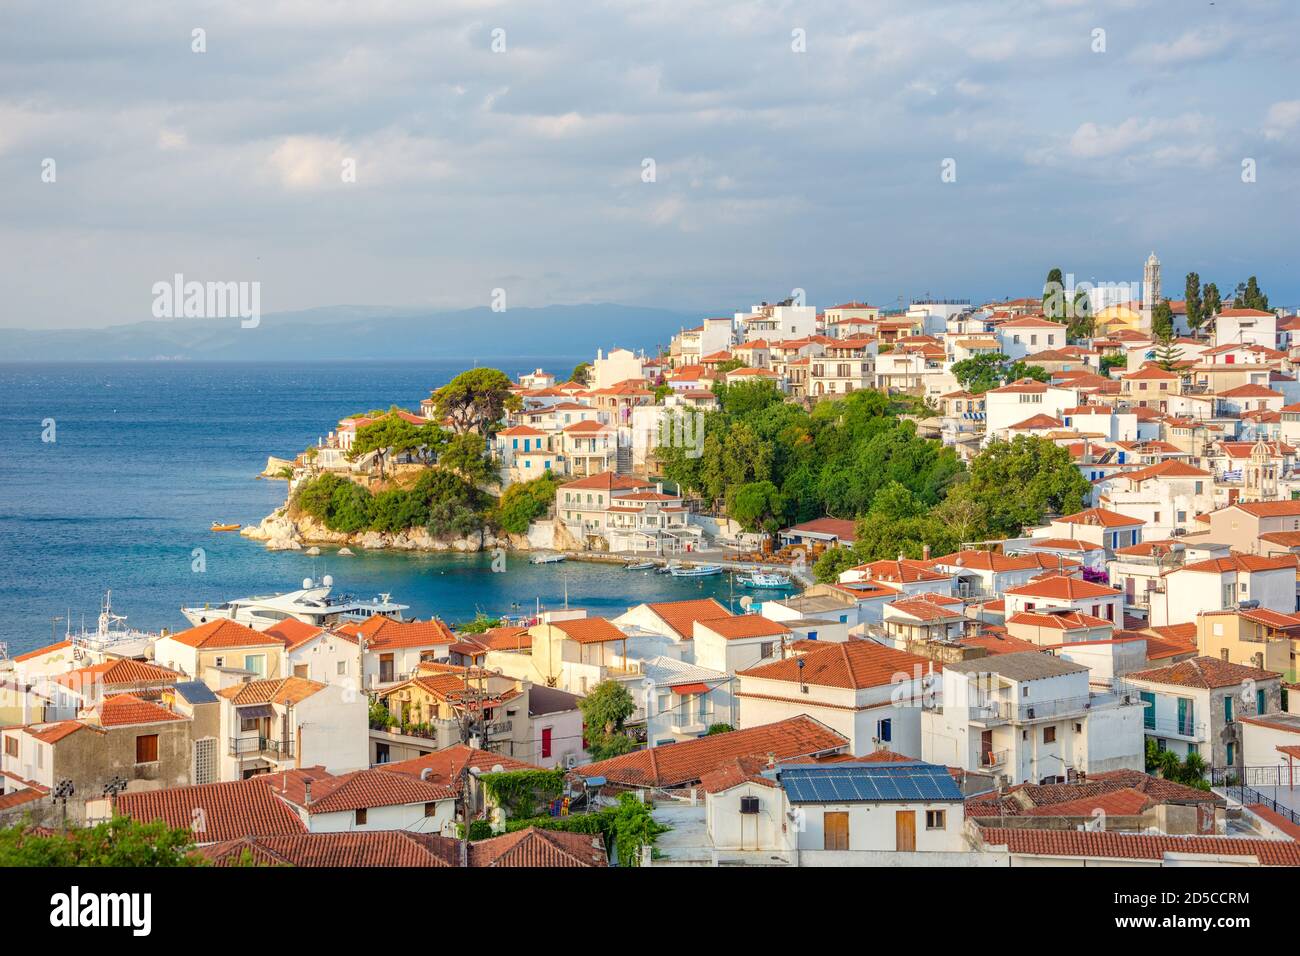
[970, 695, 1096, 725]
[1143, 715, 1206, 741]
[670, 711, 714, 736]
[979, 749, 1008, 769]
[229, 736, 294, 759]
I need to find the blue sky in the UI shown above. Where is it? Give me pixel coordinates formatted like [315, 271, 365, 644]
[1, 0, 1297, 329]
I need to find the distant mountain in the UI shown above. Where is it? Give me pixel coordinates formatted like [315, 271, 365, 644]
[0, 304, 696, 361]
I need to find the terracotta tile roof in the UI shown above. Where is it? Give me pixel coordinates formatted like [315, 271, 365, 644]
[1054, 506, 1145, 528]
[1004, 575, 1120, 599]
[11, 640, 73, 663]
[550, 617, 628, 645]
[559, 471, 652, 492]
[1128, 655, 1279, 690]
[1007, 414, 1065, 431]
[642, 598, 732, 641]
[258, 766, 456, 812]
[697, 755, 780, 793]
[739, 640, 936, 690]
[960, 630, 1042, 656]
[469, 827, 608, 867]
[967, 770, 1222, 820]
[928, 550, 1039, 573]
[1222, 499, 1300, 518]
[1177, 554, 1295, 575]
[1117, 461, 1213, 482]
[203, 831, 460, 867]
[855, 558, 950, 583]
[25, 720, 89, 744]
[262, 618, 325, 649]
[118, 778, 308, 843]
[53, 659, 182, 691]
[0, 788, 47, 811]
[886, 599, 965, 622]
[216, 676, 328, 706]
[1007, 610, 1111, 630]
[381, 744, 541, 790]
[96, 694, 187, 728]
[166, 619, 283, 649]
[339, 615, 456, 650]
[574, 716, 848, 788]
[695, 615, 791, 640]
[784, 517, 858, 540]
[978, 828, 1300, 865]
[1023, 537, 1102, 552]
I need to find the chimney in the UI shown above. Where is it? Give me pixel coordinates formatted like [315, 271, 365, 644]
[304, 780, 312, 806]
[922, 543, 931, 560]
[767, 752, 776, 768]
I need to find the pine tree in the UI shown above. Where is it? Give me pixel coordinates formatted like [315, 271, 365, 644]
[1202, 282, 1222, 327]
[1151, 299, 1175, 341]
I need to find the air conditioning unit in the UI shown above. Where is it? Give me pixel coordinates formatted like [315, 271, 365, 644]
[1026, 707, 1036, 719]
[563, 753, 578, 769]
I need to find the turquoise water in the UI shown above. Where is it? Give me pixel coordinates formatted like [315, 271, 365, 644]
[0, 361, 738, 654]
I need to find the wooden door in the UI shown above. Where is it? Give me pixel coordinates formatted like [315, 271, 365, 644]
[823, 811, 849, 851]
[895, 810, 916, 852]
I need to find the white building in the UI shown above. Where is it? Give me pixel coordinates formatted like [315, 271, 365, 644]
[922, 652, 1144, 784]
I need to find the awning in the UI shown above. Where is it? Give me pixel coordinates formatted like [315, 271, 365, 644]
[237, 704, 275, 719]
[671, 682, 710, 696]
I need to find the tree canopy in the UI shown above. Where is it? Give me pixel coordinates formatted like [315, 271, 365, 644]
[0, 816, 205, 867]
[432, 368, 521, 436]
[579, 680, 637, 762]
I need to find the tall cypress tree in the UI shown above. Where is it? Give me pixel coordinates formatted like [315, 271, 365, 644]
[1184, 272, 1202, 333]
[1043, 267, 1066, 321]
[1202, 282, 1222, 327]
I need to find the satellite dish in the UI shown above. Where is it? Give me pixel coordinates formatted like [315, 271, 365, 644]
[420, 768, 433, 781]
[740, 596, 753, 610]
[303, 577, 314, 589]
[469, 766, 482, 776]
[322, 574, 334, 587]
[492, 764, 504, 773]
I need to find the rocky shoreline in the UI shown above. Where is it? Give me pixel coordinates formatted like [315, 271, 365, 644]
[240, 506, 533, 554]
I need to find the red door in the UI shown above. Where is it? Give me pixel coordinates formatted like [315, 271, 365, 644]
[541, 727, 553, 759]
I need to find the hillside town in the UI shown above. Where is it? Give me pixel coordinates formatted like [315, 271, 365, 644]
[8, 257, 1300, 870]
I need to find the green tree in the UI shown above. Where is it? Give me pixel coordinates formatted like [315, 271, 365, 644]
[496, 472, 558, 534]
[370, 488, 429, 533]
[580, 680, 637, 761]
[813, 545, 862, 583]
[1153, 337, 1185, 372]
[729, 480, 786, 533]
[432, 368, 521, 436]
[439, 432, 498, 487]
[1202, 282, 1222, 326]
[327, 480, 375, 533]
[1151, 299, 1175, 340]
[1042, 267, 1066, 320]
[0, 816, 206, 867]
[347, 411, 425, 479]
[1184, 272, 1203, 332]
[1066, 290, 1094, 341]
[950, 353, 1011, 394]
[965, 436, 1090, 537]
[570, 362, 592, 385]
[1234, 276, 1270, 312]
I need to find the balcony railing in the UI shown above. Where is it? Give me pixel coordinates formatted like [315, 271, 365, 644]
[229, 736, 294, 758]
[1143, 715, 1205, 739]
[979, 749, 1008, 769]
[970, 694, 1099, 724]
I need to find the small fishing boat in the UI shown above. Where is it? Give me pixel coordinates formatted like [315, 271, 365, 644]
[737, 570, 793, 589]
[655, 561, 680, 575]
[624, 561, 656, 571]
[210, 522, 241, 532]
[530, 552, 566, 565]
[670, 563, 724, 577]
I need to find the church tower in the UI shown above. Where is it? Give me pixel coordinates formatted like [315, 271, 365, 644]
[1141, 251, 1161, 330]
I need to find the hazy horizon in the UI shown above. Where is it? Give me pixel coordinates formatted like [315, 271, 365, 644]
[3, 0, 1298, 331]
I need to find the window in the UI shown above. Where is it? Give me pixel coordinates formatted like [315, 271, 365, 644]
[3, 736, 15, 757]
[541, 727, 553, 759]
[375, 742, 390, 764]
[214, 656, 225, 667]
[355, 808, 367, 826]
[244, 654, 266, 677]
[1257, 689, 1267, 715]
[1043, 726, 1056, 744]
[760, 641, 774, 659]
[240, 716, 259, 733]
[1226, 742, 1235, 766]
[424, 802, 438, 818]
[877, 718, 892, 743]
[926, 810, 946, 830]
[135, 734, 159, 764]
[336, 660, 347, 676]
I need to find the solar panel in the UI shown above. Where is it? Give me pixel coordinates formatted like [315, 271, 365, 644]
[780, 763, 962, 804]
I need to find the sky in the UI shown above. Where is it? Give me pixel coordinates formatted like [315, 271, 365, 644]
[1, 0, 1297, 330]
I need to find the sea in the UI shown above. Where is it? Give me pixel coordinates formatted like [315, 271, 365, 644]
[0, 361, 743, 656]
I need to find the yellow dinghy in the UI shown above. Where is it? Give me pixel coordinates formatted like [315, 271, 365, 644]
[210, 522, 241, 532]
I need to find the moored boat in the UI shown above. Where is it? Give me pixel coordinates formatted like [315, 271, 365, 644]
[181, 576, 408, 629]
[624, 561, 656, 571]
[669, 563, 724, 577]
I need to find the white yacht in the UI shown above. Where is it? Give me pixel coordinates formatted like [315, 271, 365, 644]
[180, 576, 409, 630]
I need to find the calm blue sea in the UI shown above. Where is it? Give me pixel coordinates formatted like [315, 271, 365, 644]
[0, 361, 740, 655]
